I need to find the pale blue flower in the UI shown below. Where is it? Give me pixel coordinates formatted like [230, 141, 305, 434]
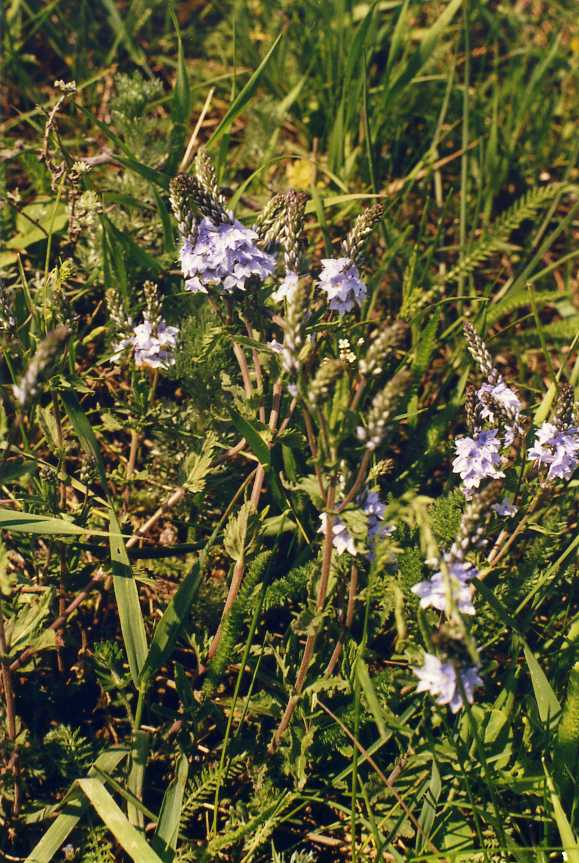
[114, 316, 178, 369]
[412, 558, 477, 616]
[413, 653, 482, 713]
[318, 513, 357, 556]
[180, 215, 275, 294]
[318, 489, 393, 558]
[528, 421, 579, 481]
[492, 498, 518, 517]
[452, 429, 504, 493]
[318, 257, 366, 314]
[477, 378, 523, 445]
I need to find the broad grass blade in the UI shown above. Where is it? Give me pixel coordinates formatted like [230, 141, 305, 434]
[523, 642, 561, 729]
[77, 778, 164, 863]
[25, 747, 128, 862]
[61, 391, 108, 490]
[0, 509, 110, 537]
[384, 0, 463, 105]
[153, 753, 189, 861]
[109, 509, 148, 688]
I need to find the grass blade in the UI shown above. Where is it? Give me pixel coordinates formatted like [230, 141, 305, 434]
[109, 508, 148, 688]
[0, 509, 110, 537]
[77, 778, 164, 863]
[523, 641, 561, 729]
[207, 31, 284, 148]
[139, 561, 201, 687]
[25, 747, 128, 862]
[153, 753, 189, 861]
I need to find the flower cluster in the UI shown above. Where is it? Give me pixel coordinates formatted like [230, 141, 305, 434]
[528, 421, 579, 481]
[477, 378, 522, 444]
[317, 258, 367, 315]
[413, 653, 483, 714]
[411, 484, 502, 714]
[115, 316, 178, 369]
[412, 557, 477, 616]
[179, 216, 276, 294]
[452, 429, 504, 494]
[318, 489, 393, 558]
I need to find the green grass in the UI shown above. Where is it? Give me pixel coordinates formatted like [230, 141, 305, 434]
[0, 1, 578, 861]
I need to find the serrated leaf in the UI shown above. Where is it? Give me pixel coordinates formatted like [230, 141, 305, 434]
[223, 500, 256, 562]
[183, 432, 218, 493]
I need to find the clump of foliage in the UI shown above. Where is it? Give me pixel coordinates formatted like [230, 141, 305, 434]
[0, 2, 577, 861]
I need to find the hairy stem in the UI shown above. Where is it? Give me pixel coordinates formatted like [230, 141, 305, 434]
[269, 481, 336, 752]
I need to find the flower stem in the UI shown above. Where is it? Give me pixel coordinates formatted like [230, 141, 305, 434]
[269, 480, 337, 752]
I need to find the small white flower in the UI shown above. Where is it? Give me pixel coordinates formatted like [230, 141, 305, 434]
[318, 513, 357, 556]
[338, 338, 356, 364]
[413, 653, 482, 713]
[267, 339, 284, 354]
[492, 498, 518, 517]
[272, 271, 299, 302]
[318, 257, 367, 315]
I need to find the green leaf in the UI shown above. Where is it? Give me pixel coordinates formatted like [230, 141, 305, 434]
[100, 0, 147, 66]
[228, 408, 270, 467]
[523, 641, 561, 728]
[554, 660, 579, 800]
[544, 762, 579, 863]
[100, 214, 162, 277]
[170, 10, 192, 124]
[139, 562, 201, 687]
[0, 509, 112, 537]
[7, 201, 68, 249]
[153, 754, 189, 861]
[127, 731, 150, 829]
[76, 105, 170, 189]
[223, 500, 255, 563]
[183, 432, 218, 493]
[416, 757, 441, 852]
[25, 747, 128, 862]
[356, 657, 387, 739]
[109, 509, 148, 688]
[207, 32, 284, 147]
[77, 778, 164, 863]
[61, 391, 108, 490]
